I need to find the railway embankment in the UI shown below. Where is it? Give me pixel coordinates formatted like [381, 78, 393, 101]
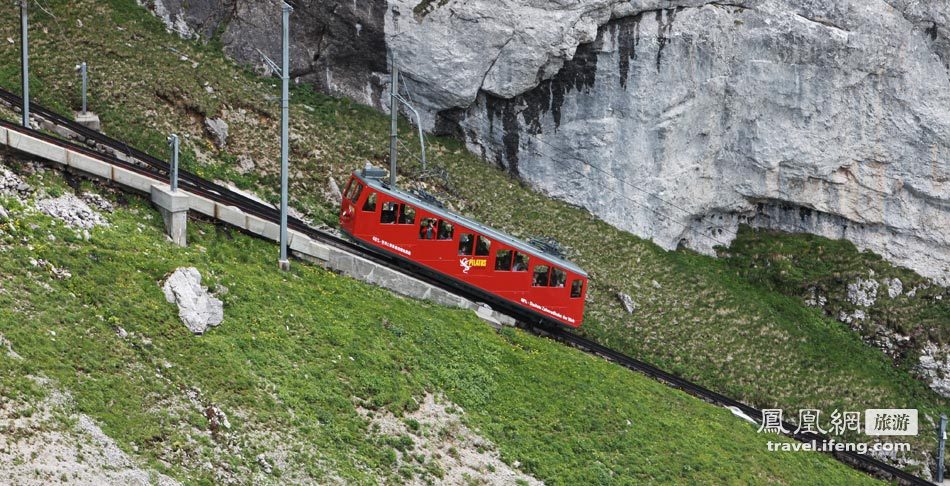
[0, 152, 876, 484]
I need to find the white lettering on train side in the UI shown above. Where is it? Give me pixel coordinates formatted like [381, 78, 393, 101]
[519, 298, 576, 324]
[371, 236, 412, 257]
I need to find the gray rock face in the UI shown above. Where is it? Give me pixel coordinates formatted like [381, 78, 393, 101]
[162, 267, 224, 334]
[144, 0, 950, 285]
[455, 0, 950, 285]
[139, 0, 390, 107]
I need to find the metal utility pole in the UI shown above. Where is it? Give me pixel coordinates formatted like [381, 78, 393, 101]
[391, 92, 427, 172]
[20, 0, 29, 128]
[168, 134, 180, 192]
[79, 62, 88, 114]
[389, 56, 399, 187]
[939, 415, 947, 483]
[278, 1, 292, 271]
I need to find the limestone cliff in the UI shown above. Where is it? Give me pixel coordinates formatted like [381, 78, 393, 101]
[139, 0, 950, 285]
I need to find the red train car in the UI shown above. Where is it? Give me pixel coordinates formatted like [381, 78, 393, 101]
[339, 165, 588, 327]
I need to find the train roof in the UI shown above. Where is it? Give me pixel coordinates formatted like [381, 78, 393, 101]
[355, 171, 588, 277]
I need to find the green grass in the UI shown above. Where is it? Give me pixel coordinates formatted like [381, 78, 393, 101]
[0, 0, 947, 473]
[721, 227, 950, 345]
[0, 158, 877, 484]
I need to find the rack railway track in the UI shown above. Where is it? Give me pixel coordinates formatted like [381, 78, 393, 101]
[0, 87, 933, 485]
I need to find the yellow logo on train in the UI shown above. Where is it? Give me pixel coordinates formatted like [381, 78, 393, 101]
[459, 257, 487, 274]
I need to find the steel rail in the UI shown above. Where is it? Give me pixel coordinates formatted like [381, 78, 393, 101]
[0, 87, 934, 485]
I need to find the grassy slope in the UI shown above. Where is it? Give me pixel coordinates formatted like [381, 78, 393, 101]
[721, 227, 950, 346]
[0, 0, 946, 469]
[0, 159, 876, 484]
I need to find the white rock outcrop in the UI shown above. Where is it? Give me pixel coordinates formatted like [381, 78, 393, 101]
[162, 267, 224, 334]
[918, 342, 950, 399]
[847, 277, 880, 308]
[36, 194, 110, 230]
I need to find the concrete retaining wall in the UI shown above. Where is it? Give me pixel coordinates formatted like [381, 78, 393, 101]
[0, 124, 515, 327]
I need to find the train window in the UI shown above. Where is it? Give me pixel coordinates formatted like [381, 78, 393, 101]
[398, 204, 416, 224]
[551, 268, 566, 288]
[349, 182, 364, 203]
[532, 265, 550, 287]
[362, 192, 377, 212]
[494, 249, 512, 271]
[512, 253, 529, 272]
[419, 218, 437, 239]
[380, 201, 397, 223]
[343, 179, 355, 200]
[571, 279, 583, 298]
[458, 233, 474, 255]
[475, 236, 491, 256]
[437, 221, 454, 240]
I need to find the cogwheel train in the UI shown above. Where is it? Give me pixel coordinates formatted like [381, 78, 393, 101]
[339, 165, 588, 327]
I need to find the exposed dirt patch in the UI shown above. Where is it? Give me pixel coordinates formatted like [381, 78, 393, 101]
[359, 393, 542, 485]
[0, 375, 179, 486]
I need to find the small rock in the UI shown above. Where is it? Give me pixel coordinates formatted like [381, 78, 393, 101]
[804, 286, 827, 307]
[81, 192, 114, 213]
[651, 280, 661, 289]
[214, 284, 229, 296]
[0, 166, 32, 199]
[616, 292, 637, 314]
[256, 454, 273, 475]
[838, 309, 866, 324]
[204, 118, 229, 148]
[162, 267, 224, 334]
[884, 277, 903, 299]
[0, 204, 7, 222]
[204, 404, 231, 431]
[328, 176, 342, 202]
[114, 326, 128, 339]
[235, 154, 256, 174]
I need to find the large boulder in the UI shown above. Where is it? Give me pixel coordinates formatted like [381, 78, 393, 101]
[162, 267, 224, 334]
[203, 117, 229, 149]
